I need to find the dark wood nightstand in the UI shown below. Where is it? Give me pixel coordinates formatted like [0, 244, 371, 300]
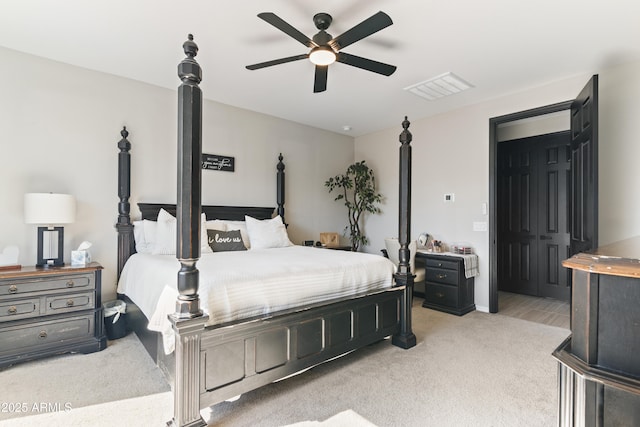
[0, 262, 107, 368]
[416, 252, 476, 315]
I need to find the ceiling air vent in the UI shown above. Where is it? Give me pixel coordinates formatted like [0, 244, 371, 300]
[404, 72, 473, 101]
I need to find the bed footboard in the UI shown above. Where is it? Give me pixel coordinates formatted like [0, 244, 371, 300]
[156, 288, 402, 410]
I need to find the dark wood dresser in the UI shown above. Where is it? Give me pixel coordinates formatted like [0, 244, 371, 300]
[0, 263, 107, 368]
[553, 237, 640, 426]
[417, 252, 476, 315]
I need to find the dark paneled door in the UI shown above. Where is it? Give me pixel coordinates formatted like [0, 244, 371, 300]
[497, 132, 571, 300]
[570, 76, 599, 255]
[498, 136, 539, 297]
[537, 134, 571, 300]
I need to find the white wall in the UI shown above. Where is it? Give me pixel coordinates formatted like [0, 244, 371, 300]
[0, 46, 354, 301]
[356, 59, 640, 311]
[599, 60, 640, 244]
[496, 110, 569, 141]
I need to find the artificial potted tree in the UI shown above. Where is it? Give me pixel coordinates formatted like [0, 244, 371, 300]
[325, 160, 382, 251]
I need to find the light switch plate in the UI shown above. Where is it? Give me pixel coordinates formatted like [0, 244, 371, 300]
[473, 221, 487, 232]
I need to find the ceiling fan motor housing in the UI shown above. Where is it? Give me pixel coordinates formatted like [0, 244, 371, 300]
[313, 13, 332, 30]
[312, 30, 332, 46]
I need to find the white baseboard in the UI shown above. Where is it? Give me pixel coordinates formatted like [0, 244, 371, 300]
[475, 305, 489, 313]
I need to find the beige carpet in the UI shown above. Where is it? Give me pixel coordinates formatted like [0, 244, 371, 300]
[0, 300, 570, 426]
[0, 333, 170, 423]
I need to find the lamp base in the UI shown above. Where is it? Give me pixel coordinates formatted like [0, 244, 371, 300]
[36, 261, 65, 268]
[36, 226, 65, 268]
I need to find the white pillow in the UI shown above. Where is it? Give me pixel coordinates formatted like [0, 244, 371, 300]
[152, 209, 211, 255]
[153, 209, 176, 255]
[245, 215, 293, 250]
[143, 219, 157, 251]
[223, 220, 251, 249]
[206, 219, 227, 232]
[133, 220, 153, 254]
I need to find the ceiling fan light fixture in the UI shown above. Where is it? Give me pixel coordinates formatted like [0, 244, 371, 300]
[309, 46, 336, 66]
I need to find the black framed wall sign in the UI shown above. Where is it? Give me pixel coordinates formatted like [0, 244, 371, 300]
[202, 153, 235, 172]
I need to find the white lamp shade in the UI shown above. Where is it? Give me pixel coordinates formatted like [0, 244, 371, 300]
[24, 193, 76, 224]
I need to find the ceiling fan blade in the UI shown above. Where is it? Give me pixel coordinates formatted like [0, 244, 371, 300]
[336, 52, 396, 76]
[258, 12, 317, 48]
[330, 11, 393, 51]
[246, 54, 308, 70]
[314, 65, 328, 93]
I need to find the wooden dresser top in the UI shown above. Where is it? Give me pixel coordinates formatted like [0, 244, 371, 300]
[0, 262, 102, 279]
[563, 236, 640, 279]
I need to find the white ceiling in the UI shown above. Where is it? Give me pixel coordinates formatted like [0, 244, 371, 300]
[2, 0, 639, 137]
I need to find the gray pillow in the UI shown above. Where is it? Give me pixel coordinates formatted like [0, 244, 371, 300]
[207, 230, 247, 252]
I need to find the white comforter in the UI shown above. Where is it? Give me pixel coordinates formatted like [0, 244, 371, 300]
[116, 245, 394, 354]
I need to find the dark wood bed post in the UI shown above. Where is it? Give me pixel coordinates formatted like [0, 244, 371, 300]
[115, 126, 134, 280]
[392, 116, 417, 349]
[168, 34, 209, 427]
[277, 153, 285, 223]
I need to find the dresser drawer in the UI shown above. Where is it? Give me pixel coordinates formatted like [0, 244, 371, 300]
[426, 267, 458, 286]
[0, 274, 93, 296]
[0, 298, 40, 322]
[46, 292, 94, 315]
[425, 283, 458, 309]
[425, 258, 458, 271]
[0, 315, 94, 354]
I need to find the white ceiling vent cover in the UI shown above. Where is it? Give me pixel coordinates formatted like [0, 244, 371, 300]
[404, 72, 473, 101]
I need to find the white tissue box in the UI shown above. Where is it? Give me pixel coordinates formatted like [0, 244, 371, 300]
[71, 250, 91, 266]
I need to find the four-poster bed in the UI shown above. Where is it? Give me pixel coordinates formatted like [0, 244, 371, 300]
[115, 35, 417, 427]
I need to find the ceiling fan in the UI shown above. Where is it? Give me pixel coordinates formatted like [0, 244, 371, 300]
[246, 11, 397, 93]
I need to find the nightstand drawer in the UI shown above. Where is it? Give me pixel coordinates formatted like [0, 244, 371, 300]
[0, 315, 94, 353]
[426, 268, 458, 286]
[0, 299, 40, 321]
[425, 258, 458, 271]
[425, 283, 457, 308]
[0, 274, 93, 296]
[46, 292, 94, 314]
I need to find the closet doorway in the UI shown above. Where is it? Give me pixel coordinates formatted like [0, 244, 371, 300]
[497, 131, 571, 301]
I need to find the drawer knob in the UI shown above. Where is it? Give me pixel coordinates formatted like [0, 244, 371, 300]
[435, 292, 445, 298]
[66, 299, 75, 307]
[39, 330, 48, 339]
[436, 273, 447, 279]
[437, 263, 443, 267]
[8, 306, 17, 315]
[66, 280, 75, 288]
[8, 285, 18, 294]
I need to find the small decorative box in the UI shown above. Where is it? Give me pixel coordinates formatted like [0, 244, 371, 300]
[71, 250, 91, 266]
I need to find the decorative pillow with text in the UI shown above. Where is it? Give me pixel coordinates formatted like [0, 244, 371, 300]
[207, 229, 247, 252]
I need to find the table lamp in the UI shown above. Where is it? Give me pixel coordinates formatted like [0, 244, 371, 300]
[24, 193, 76, 267]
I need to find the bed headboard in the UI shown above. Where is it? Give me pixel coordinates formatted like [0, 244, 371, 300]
[115, 126, 284, 280]
[138, 203, 274, 221]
